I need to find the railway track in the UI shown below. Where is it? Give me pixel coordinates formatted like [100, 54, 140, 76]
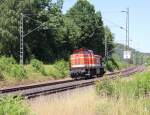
[0, 66, 145, 99]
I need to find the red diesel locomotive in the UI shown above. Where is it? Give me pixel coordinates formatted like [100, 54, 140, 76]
[70, 48, 105, 79]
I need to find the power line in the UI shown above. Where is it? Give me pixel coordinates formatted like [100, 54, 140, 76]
[20, 13, 46, 65]
[102, 17, 126, 31]
[101, 11, 124, 14]
[66, 14, 127, 31]
[23, 14, 43, 25]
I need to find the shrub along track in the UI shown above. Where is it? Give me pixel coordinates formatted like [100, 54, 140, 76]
[0, 66, 145, 99]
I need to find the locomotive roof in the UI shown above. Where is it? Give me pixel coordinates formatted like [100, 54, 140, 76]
[73, 48, 93, 53]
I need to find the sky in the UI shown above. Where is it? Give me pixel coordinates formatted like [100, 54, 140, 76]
[62, 0, 150, 53]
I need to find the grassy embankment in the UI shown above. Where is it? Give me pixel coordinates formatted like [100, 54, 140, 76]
[95, 68, 150, 115]
[28, 68, 150, 115]
[0, 56, 130, 87]
[0, 57, 69, 87]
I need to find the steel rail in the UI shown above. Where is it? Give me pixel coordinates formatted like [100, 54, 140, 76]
[0, 79, 74, 93]
[0, 66, 145, 99]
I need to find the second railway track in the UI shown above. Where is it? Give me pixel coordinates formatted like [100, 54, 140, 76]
[0, 66, 145, 99]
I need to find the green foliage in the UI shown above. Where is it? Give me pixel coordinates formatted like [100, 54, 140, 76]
[146, 57, 150, 66]
[54, 60, 69, 78]
[95, 78, 114, 97]
[105, 60, 114, 72]
[114, 43, 147, 66]
[0, 96, 30, 115]
[103, 26, 116, 71]
[31, 59, 43, 72]
[0, 71, 4, 80]
[0, 0, 65, 62]
[105, 26, 114, 55]
[95, 70, 150, 98]
[47, 66, 63, 79]
[105, 58, 119, 72]
[9, 65, 27, 80]
[0, 56, 16, 72]
[0, 57, 28, 80]
[0, 57, 69, 81]
[30, 59, 47, 76]
[66, 0, 106, 56]
[134, 72, 150, 97]
[48, 60, 69, 79]
[0, 0, 114, 62]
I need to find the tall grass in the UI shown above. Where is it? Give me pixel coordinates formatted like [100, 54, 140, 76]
[95, 78, 114, 96]
[0, 57, 69, 84]
[0, 71, 4, 80]
[0, 96, 30, 115]
[28, 81, 150, 115]
[28, 87, 97, 115]
[96, 97, 150, 115]
[30, 59, 47, 76]
[96, 71, 150, 98]
[29, 59, 69, 79]
[47, 60, 69, 79]
[9, 64, 27, 80]
[134, 72, 150, 97]
[0, 56, 28, 81]
[95, 70, 150, 115]
[0, 56, 16, 73]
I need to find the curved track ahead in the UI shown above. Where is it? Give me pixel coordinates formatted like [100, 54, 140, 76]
[0, 66, 145, 99]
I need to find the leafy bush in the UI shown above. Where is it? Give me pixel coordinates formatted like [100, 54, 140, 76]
[0, 96, 30, 115]
[134, 72, 150, 97]
[0, 71, 4, 80]
[46, 60, 69, 79]
[47, 65, 61, 79]
[53, 60, 69, 78]
[0, 56, 16, 72]
[30, 59, 47, 76]
[95, 71, 150, 98]
[30, 59, 43, 71]
[95, 78, 114, 97]
[10, 65, 27, 80]
[105, 59, 118, 72]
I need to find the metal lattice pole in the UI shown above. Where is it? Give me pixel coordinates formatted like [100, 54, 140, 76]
[126, 9, 128, 50]
[20, 13, 24, 65]
[127, 8, 129, 49]
[105, 32, 108, 60]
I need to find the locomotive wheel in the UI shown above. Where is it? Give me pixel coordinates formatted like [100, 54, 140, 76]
[85, 74, 92, 79]
[74, 77, 79, 80]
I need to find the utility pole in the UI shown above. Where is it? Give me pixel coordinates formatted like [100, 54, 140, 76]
[125, 9, 128, 50]
[20, 13, 24, 65]
[122, 8, 129, 50]
[127, 8, 129, 49]
[105, 32, 108, 59]
[19, 1, 31, 65]
[19, 13, 45, 65]
[122, 8, 131, 63]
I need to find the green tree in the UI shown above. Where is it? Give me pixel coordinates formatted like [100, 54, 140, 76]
[0, 0, 65, 63]
[104, 26, 114, 57]
[0, 0, 115, 64]
[66, 0, 105, 55]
